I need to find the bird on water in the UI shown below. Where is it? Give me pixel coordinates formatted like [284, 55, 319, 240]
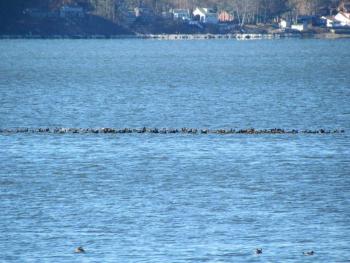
[255, 248, 263, 254]
[75, 247, 85, 253]
[303, 251, 315, 256]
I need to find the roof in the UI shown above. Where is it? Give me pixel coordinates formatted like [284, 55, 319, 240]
[172, 9, 189, 15]
[341, 11, 350, 19]
[335, 11, 350, 20]
[321, 16, 336, 21]
[219, 10, 232, 14]
[194, 7, 216, 15]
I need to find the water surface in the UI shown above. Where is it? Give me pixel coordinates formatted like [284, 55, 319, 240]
[0, 39, 349, 262]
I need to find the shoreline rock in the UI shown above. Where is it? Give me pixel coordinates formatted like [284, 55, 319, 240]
[1, 32, 350, 40]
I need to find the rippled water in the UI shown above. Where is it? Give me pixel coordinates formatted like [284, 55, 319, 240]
[0, 39, 350, 262]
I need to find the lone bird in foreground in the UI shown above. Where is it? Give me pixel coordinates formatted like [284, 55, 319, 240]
[303, 251, 314, 256]
[255, 248, 263, 255]
[74, 247, 85, 253]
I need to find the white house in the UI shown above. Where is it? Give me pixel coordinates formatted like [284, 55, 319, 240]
[60, 5, 84, 18]
[334, 12, 350, 26]
[279, 19, 290, 29]
[321, 16, 337, 27]
[193, 8, 218, 24]
[321, 12, 350, 28]
[291, 23, 307, 31]
[171, 9, 191, 21]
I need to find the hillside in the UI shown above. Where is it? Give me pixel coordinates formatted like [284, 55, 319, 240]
[0, 0, 349, 36]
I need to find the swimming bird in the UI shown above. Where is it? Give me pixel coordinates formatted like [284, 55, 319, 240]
[75, 247, 85, 253]
[255, 248, 263, 254]
[303, 251, 314, 256]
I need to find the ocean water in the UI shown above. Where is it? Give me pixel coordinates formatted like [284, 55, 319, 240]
[0, 39, 349, 262]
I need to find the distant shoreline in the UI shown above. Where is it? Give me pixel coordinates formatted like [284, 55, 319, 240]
[1, 32, 350, 40]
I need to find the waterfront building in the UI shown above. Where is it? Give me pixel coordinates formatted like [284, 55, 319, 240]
[134, 7, 153, 18]
[291, 23, 307, 31]
[218, 11, 234, 23]
[171, 9, 191, 21]
[193, 8, 218, 24]
[134, 7, 155, 22]
[322, 16, 340, 27]
[334, 12, 350, 26]
[322, 12, 350, 27]
[279, 19, 290, 29]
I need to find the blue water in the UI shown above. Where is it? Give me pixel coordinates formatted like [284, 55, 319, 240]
[0, 39, 349, 262]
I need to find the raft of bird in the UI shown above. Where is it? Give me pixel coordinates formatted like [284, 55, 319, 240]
[74, 246, 315, 256]
[0, 127, 345, 135]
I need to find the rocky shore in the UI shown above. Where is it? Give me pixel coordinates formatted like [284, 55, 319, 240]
[2, 32, 349, 40]
[0, 32, 298, 40]
[0, 127, 345, 135]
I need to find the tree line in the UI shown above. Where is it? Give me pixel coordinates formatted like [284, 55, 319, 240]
[1, 0, 348, 24]
[86, 0, 347, 24]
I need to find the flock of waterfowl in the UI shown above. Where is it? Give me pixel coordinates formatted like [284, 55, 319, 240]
[0, 127, 345, 135]
[74, 247, 315, 256]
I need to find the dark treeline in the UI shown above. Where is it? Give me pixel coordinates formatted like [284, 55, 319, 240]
[0, 0, 348, 24]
